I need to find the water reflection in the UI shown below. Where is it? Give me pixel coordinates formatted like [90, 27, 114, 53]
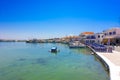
[70, 47, 92, 55]
[50, 52, 58, 55]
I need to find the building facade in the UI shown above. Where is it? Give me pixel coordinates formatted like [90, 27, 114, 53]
[79, 32, 96, 44]
[102, 28, 120, 45]
[95, 33, 104, 44]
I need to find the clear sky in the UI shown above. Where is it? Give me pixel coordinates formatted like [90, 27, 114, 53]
[0, 0, 120, 40]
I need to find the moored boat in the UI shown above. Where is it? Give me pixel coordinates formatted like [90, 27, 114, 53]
[69, 42, 86, 48]
[69, 44, 86, 48]
[51, 46, 57, 52]
[50, 46, 60, 53]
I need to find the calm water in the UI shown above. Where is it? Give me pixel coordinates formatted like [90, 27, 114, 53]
[0, 42, 109, 80]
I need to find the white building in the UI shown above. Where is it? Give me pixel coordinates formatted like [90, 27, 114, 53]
[102, 27, 120, 45]
[95, 33, 104, 44]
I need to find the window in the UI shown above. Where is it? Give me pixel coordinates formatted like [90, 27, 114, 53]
[113, 31, 116, 35]
[91, 36, 95, 39]
[86, 36, 90, 39]
[98, 35, 100, 38]
[109, 32, 112, 35]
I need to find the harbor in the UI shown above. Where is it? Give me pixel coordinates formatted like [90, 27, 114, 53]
[1, 28, 120, 80]
[0, 0, 120, 80]
[0, 42, 109, 80]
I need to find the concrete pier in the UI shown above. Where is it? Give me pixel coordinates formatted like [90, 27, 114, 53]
[86, 45, 120, 80]
[96, 51, 120, 80]
[91, 49, 120, 80]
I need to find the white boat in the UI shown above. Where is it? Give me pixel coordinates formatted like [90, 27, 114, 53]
[69, 42, 86, 48]
[69, 44, 86, 48]
[49, 46, 60, 53]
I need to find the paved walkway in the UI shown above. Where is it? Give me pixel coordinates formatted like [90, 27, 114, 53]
[114, 46, 120, 52]
[96, 51, 120, 80]
[101, 52, 120, 66]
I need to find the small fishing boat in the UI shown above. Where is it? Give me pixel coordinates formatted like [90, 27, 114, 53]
[51, 46, 57, 52]
[49, 46, 60, 53]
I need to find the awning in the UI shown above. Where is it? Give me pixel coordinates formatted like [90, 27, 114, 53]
[102, 38, 115, 44]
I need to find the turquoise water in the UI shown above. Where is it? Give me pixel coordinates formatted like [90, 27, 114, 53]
[0, 42, 109, 80]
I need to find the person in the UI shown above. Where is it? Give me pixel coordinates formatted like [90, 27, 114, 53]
[108, 46, 112, 53]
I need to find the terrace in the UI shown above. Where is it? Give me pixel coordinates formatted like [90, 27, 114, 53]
[85, 42, 112, 53]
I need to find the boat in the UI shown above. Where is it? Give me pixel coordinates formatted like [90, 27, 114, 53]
[69, 45, 86, 48]
[50, 46, 60, 53]
[69, 42, 86, 48]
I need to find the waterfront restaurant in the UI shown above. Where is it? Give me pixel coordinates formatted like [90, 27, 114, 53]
[102, 28, 120, 46]
[79, 32, 96, 44]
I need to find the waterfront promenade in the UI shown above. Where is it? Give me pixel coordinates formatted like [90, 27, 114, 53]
[95, 51, 120, 80]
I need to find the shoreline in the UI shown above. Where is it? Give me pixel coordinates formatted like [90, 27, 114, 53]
[88, 45, 120, 80]
[0, 41, 118, 80]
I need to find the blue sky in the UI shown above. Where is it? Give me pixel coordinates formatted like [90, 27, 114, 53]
[0, 0, 120, 40]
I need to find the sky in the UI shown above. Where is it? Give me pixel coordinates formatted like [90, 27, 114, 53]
[0, 0, 120, 40]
